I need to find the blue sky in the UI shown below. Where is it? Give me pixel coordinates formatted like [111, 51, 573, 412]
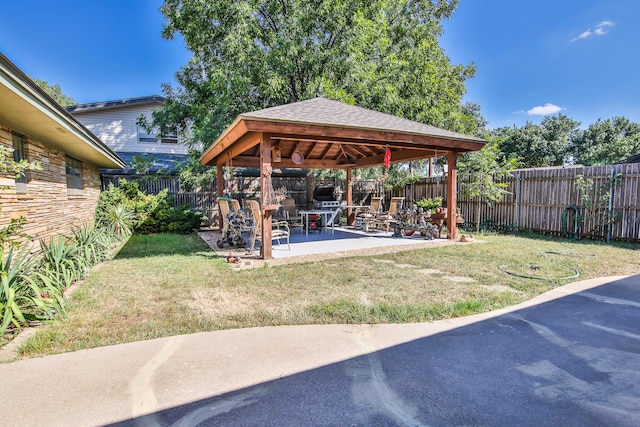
[1, 0, 638, 130]
[440, 0, 640, 129]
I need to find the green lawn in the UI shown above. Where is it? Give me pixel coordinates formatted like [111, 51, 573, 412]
[17, 233, 640, 358]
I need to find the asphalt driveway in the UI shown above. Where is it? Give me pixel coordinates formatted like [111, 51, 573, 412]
[2, 275, 639, 426]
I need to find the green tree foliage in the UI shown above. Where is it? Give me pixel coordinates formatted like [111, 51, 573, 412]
[458, 142, 516, 232]
[176, 150, 218, 191]
[492, 114, 580, 168]
[31, 78, 75, 107]
[155, 0, 477, 151]
[571, 117, 640, 166]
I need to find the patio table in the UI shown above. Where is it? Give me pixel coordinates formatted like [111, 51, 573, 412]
[299, 209, 341, 235]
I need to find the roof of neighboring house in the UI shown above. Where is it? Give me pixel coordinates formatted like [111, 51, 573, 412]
[110, 152, 189, 174]
[618, 153, 640, 164]
[65, 95, 165, 113]
[200, 97, 486, 169]
[100, 152, 306, 178]
[0, 53, 125, 169]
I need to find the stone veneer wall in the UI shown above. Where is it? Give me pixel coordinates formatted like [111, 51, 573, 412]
[0, 125, 102, 245]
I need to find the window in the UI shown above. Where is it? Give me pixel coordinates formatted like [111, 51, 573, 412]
[138, 125, 179, 144]
[137, 125, 157, 143]
[65, 155, 83, 192]
[160, 127, 179, 144]
[12, 133, 27, 192]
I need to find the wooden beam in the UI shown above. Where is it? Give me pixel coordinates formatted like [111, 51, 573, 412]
[446, 151, 458, 240]
[231, 156, 355, 169]
[273, 133, 440, 151]
[216, 163, 224, 230]
[200, 119, 248, 165]
[346, 167, 354, 225]
[212, 132, 261, 166]
[244, 120, 486, 152]
[354, 149, 440, 168]
[260, 133, 273, 259]
[320, 142, 333, 159]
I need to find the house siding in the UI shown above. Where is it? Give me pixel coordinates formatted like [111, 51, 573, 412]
[0, 125, 101, 244]
[72, 103, 189, 155]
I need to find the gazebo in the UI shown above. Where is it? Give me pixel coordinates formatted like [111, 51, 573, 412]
[200, 98, 486, 258]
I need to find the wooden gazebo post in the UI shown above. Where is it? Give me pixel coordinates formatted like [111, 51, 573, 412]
[446, 151, 458, 239]
[259, 133, 273, 258]
[346, 167, 354, 225]
[216, 163, 224, 228]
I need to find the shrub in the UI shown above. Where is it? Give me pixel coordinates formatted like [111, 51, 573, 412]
[95, 179, 206, 234]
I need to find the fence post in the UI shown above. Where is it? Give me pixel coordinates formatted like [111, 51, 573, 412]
[514, 171, 521, 231]
[607, 168, 616, 243]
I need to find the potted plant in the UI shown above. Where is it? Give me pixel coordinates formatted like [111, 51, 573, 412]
[416, 197, 443, 215]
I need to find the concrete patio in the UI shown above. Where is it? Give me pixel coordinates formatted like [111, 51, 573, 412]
[200, 225, 467, 268]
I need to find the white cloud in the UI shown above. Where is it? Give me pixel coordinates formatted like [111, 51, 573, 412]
[571, 20, 614, 42]
[527, 103, 564, 116]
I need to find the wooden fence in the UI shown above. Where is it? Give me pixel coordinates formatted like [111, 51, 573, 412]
[103, 164, 639, 241]
[392, 163, 640, 242]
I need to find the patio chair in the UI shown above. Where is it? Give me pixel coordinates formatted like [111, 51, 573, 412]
[246, 199, 290, 252]
[281, 198, 302, 226]
[217, 198, 232, 232]
[374, 197, 405, 231]
[357, 196, 383, 231]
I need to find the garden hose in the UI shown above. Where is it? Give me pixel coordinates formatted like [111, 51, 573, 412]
[498, 263, 580, 281]
[498, 247, 593, 281]
[561, 205, 581, 240]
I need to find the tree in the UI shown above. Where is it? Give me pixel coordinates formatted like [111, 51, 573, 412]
[492, 114, 580, 168]
[571, 117, 640, 165]
[458, 142, 516, 232]
[154, 0, 476, 151]
[31, 78, 75, 107]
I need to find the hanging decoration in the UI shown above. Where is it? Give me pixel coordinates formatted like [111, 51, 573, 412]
[384, 147, 391, 169]
[262, 163, 280, 210]
[378, 146, 391, 182]
[291, 143, 304, 165]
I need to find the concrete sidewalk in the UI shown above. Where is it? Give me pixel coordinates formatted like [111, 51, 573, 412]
[0, 276, 634, 426]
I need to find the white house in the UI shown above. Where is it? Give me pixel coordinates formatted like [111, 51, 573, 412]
[66, 95, 189, 173]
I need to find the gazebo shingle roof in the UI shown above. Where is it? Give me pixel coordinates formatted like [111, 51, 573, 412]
[200, 97, 486, 169]
[241, 97, 483, 143]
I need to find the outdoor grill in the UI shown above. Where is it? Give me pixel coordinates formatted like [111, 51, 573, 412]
[312, 185, 341, 224]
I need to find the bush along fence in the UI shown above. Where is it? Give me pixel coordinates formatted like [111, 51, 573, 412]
[102, 175, 383, 228]
[393, 163, 640, 242]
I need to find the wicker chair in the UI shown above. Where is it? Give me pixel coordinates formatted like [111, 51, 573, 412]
[357, 196, 383, 231]
[374, 197, 405, 231]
